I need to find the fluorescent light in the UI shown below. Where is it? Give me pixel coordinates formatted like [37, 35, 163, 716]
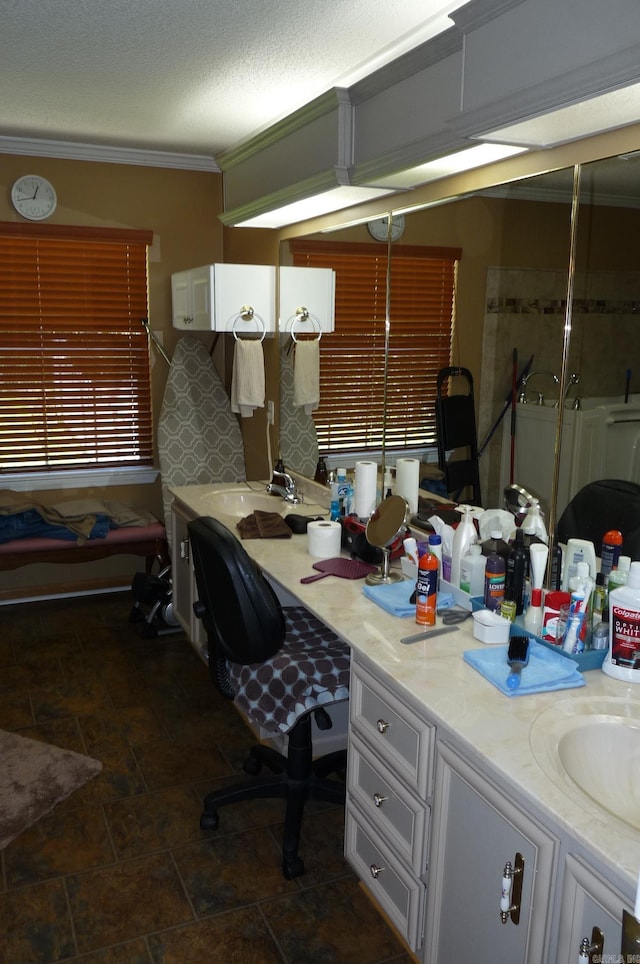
[232, 185, 395, 228]
[476, 82, 640, 148]
[362, 143, 527, 190]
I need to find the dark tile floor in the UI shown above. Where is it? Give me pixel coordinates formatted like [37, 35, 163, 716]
[0, 592, 412, 963]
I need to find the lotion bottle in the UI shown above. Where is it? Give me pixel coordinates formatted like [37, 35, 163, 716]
[523, 587, 543, 636]
[450, 506, 477, 588]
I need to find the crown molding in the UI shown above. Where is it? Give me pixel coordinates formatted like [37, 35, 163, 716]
[0, 135, 219, 171]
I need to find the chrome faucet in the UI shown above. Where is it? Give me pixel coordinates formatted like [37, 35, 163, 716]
[519, 370, 560, 405]
[266, 472, 302, 504]
[555, 372, 581, 409]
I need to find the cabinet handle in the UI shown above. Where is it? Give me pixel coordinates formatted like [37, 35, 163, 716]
[376, 719, 390, 734]
[499, 852, 524, 925]
[180, 538, 190, 562]
[183, 315, 193, 326]
[370, 863, 384, 879]
[373, 792, 387, 808]
[577, 927, 604, 963]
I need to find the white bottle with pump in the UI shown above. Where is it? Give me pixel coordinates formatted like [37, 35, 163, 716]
[603, 560, 640, 683]
[450, 506, 477, 588]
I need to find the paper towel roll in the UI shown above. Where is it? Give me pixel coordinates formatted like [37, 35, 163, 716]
[307, 520, 342, 558]
[354, 460, 378, 519]
[396, 458, 420, 514]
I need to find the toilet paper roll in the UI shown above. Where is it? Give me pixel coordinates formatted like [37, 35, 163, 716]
[354, 460, 378, 519]
[396, 458, 420, 514]
[307, 520, 342, 558]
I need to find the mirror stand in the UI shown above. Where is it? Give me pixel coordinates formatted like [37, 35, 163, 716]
[365, 545, 404, 586]
[364, 494, 408, 586]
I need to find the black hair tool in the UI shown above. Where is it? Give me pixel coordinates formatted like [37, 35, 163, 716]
[506, 635, 530, 690]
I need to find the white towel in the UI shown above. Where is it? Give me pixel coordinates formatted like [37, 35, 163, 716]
[231, 339, 265, 418]
[293, 339, 320, 415]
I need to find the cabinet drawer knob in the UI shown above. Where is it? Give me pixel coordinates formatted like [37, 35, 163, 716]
[376, 719, 390, 734]
[370, 863, 384, 879]
[373, 792, 387, 808]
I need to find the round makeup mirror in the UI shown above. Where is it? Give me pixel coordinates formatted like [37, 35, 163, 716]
[365, 494, 408, 586]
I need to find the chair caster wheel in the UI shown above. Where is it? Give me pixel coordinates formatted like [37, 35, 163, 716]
[282, 854, 305, 879]
[200, 811, 219, 831]
[243, 756, 262, 775]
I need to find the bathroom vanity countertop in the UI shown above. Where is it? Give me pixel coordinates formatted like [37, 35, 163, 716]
[172, 482, 640, 896]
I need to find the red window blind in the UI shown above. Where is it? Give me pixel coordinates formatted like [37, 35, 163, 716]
[290, 239, 461, 455]
[0, 223, 153, 474]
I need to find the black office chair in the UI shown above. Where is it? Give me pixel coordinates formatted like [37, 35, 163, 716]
[187, 515, 350, 879]
[557, 479, 640, 560]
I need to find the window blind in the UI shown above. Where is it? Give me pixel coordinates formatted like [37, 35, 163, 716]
[0, 223, 153, 473]
[290, 239, 461, 455]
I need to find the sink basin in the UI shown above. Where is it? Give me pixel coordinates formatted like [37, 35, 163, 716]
[530, 697, 640, 834]
[203, 489, 289, 518]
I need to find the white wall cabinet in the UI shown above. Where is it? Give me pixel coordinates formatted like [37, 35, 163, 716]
[279, 265, 335, 334]
[171, 263, 276, 333]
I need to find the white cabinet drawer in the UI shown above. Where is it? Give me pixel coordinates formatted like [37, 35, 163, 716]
[348, 733, 429, 877]
[345, 802, 425, 953]
[350, 660, 435, 798]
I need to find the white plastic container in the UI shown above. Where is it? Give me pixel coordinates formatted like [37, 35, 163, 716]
[450, 506, 477, 589]
[459, 544, 485, 597]
[561, 538, 597, 590]
[602, 560, 640, 683]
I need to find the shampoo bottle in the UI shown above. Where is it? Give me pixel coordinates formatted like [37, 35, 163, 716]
[603, 561, 640, 682]
[450, 506, 477, 588]
[483, 551, 506, 612]
[608, 554, 631, 592]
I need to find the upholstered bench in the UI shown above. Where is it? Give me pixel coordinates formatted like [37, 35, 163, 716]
[0, 522, 169, 573]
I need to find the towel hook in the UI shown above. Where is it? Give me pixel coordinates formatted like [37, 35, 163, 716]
[290, 307, 322, 343]
[232, 306, 266, 342]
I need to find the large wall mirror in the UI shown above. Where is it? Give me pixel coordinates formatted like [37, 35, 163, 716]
[277, 137, 640, 539]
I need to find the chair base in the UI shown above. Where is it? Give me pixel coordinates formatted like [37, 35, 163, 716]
[200, 712, 346, 879]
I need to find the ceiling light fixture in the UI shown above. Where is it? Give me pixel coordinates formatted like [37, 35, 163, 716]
[225, 185, 395, 229]
[475, 82, 640, 149]
[362, 143, 527, 190]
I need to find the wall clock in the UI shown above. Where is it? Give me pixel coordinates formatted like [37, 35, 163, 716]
[11, 175, 57, 221]
[367, 214, 405, 242]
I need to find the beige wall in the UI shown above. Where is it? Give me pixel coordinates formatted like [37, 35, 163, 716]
[0, 155, 278, 597]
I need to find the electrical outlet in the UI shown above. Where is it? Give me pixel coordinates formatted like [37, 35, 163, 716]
[267, 400, 275, 425]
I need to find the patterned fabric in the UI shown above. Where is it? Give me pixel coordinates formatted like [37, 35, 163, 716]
[157, 336, 246, 539]
[228, 605, 350, 735]
[278, 336, 319, 477]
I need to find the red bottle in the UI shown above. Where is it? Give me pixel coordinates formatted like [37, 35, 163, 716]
[416, 552, 438, 626]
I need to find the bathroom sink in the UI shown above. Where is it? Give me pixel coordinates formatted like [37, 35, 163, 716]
[203, 489, 289, 518]
[530, 697, 640, 834]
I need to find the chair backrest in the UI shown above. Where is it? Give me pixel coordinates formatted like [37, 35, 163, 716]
[187, 516, 285, 664]
[557, 479, 640, 559]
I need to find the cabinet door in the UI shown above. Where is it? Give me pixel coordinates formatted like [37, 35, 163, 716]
[171, 270, 192, 328]
[424, 741, 557, 964]
[170, 502, 207, 658]
[555, 854, 626, 962]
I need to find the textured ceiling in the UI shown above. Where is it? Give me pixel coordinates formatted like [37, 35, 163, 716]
[1, 0, 459, 161]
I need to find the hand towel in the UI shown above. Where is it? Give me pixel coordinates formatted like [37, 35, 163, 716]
[463, 639, 585, 697]
[236, 511, 291, 540]
[363, 579, 454, 617]
[293, 339, 319, 415]
[231, 339, 265, 418]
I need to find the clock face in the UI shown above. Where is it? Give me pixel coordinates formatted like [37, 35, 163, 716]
[11, 175, 57, 221]
[367, 215, 405, 242]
